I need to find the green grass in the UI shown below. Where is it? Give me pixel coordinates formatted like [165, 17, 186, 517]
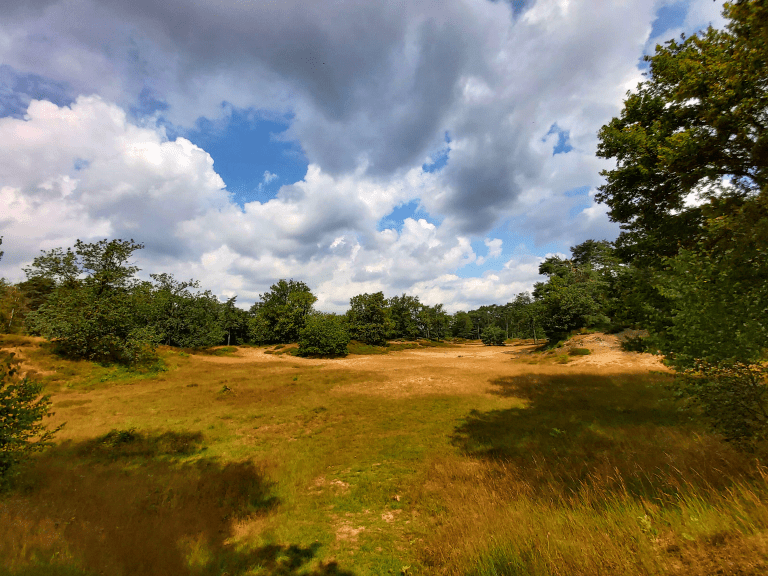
[569, 347, 591, 356]
[347, 339, 454, 355]
[2, 336, 767, 575]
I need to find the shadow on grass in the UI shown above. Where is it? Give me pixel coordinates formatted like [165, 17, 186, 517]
[452, 372, 755, 499]
[1, 430, 355, 576]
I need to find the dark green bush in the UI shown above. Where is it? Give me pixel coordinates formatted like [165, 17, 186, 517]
[297, 314, 349, 357]
[1, 352, 62, 485]
[673, 361, 768, 448]
[568, 348, 591, 356]
[481, 325, 506, 346]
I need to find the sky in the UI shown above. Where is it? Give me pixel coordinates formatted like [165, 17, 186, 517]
[0, 0, 727, 312]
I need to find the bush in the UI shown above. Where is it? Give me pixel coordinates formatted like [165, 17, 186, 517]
[0, 352, 62, 485]
[29, 286, 160, 366]
[673, 361, 768, 448]
[297, 314, 349, 357]
[568, 347, 591, 356]
[481, 325, 506, 346]
[621, 335, 651, 353]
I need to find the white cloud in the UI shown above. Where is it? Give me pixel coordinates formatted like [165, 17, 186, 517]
[0, 1, 725, 311]
[0, 97, 481, 311]
[0, 0, 676, 238]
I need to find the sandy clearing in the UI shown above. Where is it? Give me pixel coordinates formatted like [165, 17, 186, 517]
[192, 334, 669, 398]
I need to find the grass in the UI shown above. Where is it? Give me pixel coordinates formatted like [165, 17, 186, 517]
[347, 339, 454, 355]
[569, 347, 591, 356]
[1, 334, 767, 575]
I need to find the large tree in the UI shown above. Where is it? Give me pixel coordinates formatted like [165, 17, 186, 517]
[25, 239, 160, 365]
[597, 0, 768, 365]
[249, 279, 316, 344]
[596, 0, 768, 444]
[387, 294, 422, 340]
[346, 292, 391, 345]
[596, 0, 768, 266]
[533, 255, 608, 343]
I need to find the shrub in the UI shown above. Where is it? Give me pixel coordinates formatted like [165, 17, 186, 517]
[481, 325, 506, 346]
[568, 348, 591, 356]
[297, 314, 349, 357]
[673, 361, 768, 448]
[0, 352, 62, 485]
[621, 335, 651, 353]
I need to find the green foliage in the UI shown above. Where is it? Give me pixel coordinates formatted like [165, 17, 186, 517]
[481, 325, 505, 346]
[568, 348, 591, 356]
[0, 240, 55, 334]
[219, 296, 249, 346]
[450, 310, 475, 339]
[30, 284, 160, 365]
[145, 274, 226, 349]
[621, 335, 652, 353]
[297, 313, 350, 357]
[597, 0, 768, 266]
[247, 314, 272, 345]
[673, 361, 768, 447]
[533, 255, 608, 342]
[250, 279, 316, 344]
[595, 1, 768, 451]
[0, 351, 62, 484]
[419, 303, 449, 341]
[25, 239, 161, 365]
[346, 291, 391, 345]
[655, 192, 768, 368]
[387, 294, 423, 339]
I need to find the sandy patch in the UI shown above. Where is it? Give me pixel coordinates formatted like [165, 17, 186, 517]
[191, 334, 668, 399]
[335, 522, 365, 543]
[557, 332, 669, 373]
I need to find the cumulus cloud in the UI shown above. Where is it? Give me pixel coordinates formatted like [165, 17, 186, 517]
[0, 0, 723, 310]
[0, 0, 685, 238]
[0, 97, 481, 310]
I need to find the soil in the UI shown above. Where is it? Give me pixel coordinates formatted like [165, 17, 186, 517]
[195, 332, 669, 398]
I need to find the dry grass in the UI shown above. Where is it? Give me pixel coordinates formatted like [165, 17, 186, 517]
[1, 334, 767, 575]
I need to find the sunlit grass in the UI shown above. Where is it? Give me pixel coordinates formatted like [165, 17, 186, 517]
[1, 334, 767, 575]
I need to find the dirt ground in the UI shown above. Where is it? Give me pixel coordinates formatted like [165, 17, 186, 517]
[196, 332, 669, 398]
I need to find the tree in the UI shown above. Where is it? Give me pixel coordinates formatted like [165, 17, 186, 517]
[481, 325, 505, 346]
[219, 296, 249, 346]
[387, 294, 422, 340]
[595, 0, 768, 445]
[655, 192, 768, 368]
[1, 351, 62, 485]
[250, 280, 316, 344]
[674, 361, 768, 448]
[26, 239, 160, 365]
[533, 256, 607, 343]
[508, 292, 544, 342]
[297, 313, 350, 357]
[419, 303, 449, 341]
[596, 0, 768, 265]
[597, 0, 768, 362]
[450, 311, 475, 339]
[346, 292, 391, 345]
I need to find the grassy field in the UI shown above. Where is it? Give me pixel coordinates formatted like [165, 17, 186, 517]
[1, 334, 767, 575]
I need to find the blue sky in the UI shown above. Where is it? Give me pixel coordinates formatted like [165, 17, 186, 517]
[0, 0, 726, 311]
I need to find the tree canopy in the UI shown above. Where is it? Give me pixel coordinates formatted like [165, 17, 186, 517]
[596, 0, 768, 265]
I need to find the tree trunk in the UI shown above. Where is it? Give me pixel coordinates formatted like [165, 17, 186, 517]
[531, 318, 537, 344]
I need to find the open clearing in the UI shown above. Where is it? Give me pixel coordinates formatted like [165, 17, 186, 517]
[2, 334, 767, 576]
